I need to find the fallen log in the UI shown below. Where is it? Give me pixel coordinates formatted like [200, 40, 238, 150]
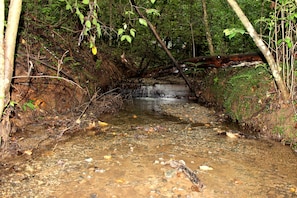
[181, 52, 265, 68]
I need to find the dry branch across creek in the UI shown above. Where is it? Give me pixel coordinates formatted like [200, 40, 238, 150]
[181, 52, 265, 68]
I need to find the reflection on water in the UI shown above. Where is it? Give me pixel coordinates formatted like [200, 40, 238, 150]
[125, 98, 189, 113]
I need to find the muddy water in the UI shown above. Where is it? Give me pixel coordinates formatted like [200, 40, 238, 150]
[1, 99, 297, 198]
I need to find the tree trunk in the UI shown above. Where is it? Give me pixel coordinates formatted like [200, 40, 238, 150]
[0, 0, 5, 120]
[190, 23, 196, 57]
[130, 0, 196, 94]
[109, 0, 113, 46]
[189, 0, 196, 57]
[226, 0, 290, 102]
[0, 0, 22, 150]
[201, 0, 215, 55]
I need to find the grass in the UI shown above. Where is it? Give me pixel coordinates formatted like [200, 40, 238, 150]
[207, 66, 272, 122]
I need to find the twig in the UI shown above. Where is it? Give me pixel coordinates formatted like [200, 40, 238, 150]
[76, 91, 98, 122]
[76, 87, 120, 122]
[17, 51, 75, 81]
[57, 88, 121, 138]
[57, 50, 69, 76]
[12, 75, 85, 91]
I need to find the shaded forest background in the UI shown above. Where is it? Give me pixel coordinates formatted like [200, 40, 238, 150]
[19, 0, 269, 67]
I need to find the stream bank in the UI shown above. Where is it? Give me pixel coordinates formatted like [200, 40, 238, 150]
[192, 66, 297, 149]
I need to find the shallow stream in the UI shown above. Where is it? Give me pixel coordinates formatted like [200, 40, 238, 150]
[1, 90, 297, 197]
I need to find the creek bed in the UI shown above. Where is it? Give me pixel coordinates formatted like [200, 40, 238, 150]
[1, 98, 297, 198]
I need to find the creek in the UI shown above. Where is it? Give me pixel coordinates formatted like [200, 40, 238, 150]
[1, 82, 297, 198]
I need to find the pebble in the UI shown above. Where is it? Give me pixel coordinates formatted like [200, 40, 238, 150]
[164, 169, 177, 178]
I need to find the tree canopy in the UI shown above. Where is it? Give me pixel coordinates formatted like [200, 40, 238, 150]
[19, 0, 272, 66]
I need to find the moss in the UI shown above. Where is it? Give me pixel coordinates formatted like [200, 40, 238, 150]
[206, 66, 271, 122]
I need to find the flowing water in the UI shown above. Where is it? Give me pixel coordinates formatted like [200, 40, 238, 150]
[1, 84, 297, 198]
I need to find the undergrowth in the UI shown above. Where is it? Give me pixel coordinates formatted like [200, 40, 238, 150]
[209, 66, 272, 122]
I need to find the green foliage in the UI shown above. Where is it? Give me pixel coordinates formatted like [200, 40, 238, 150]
[145, 9, 160, 16]
[7, 100, 35, 111]
[117, 23, 136, 44]
[213, 76, 219, 84]
[22, 100, 36, 111]
[21, 0, 274, 69]
[255, 0, 297, 95]
[138, 18, 148, 27]
[207, 0, 265, 54]
[277, 36, 293, 49]
[209, 66, 272, 121]
[8, 101, 17, 107]
[223, 28, 246, 40]
[273, 125, 285, 136]
[57, 0, 102, 54]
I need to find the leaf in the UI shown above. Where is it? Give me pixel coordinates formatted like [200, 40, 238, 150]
[22, 101, 36, 111]
[228, 33, 236, 39]
[199, 165, 213, 171]
[98, 121, 109, 127]
[83, 28, 88, 35]
[146, 9, 160, 16]
[92, 18, 97, 25]
[284, 37, 293, 48]
[9, 101, 17, 107]
[65, 3, 72, 11]
[93, 10, 98, 18]
[76, 8, 84, 24]
[92, 46, 97, 55]
[139, 18, 147, 27]
[118, 28, 125, 36]
[82, 0, 89, 5]
[126, 36, 132, 43]
[121, 35, 132, 43]
[24, 150, 33, 156]
[150, 0, 156, 4]
[223, 28, 245, 40]
[96, 24, 102, 38]
[85, 20, 91, 28]
[125, 11, 134, 15]
[130, 28, 136, 37]
[104, 155, 112, 159]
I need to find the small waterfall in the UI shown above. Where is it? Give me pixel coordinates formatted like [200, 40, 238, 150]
[133, 84, 191, 99]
